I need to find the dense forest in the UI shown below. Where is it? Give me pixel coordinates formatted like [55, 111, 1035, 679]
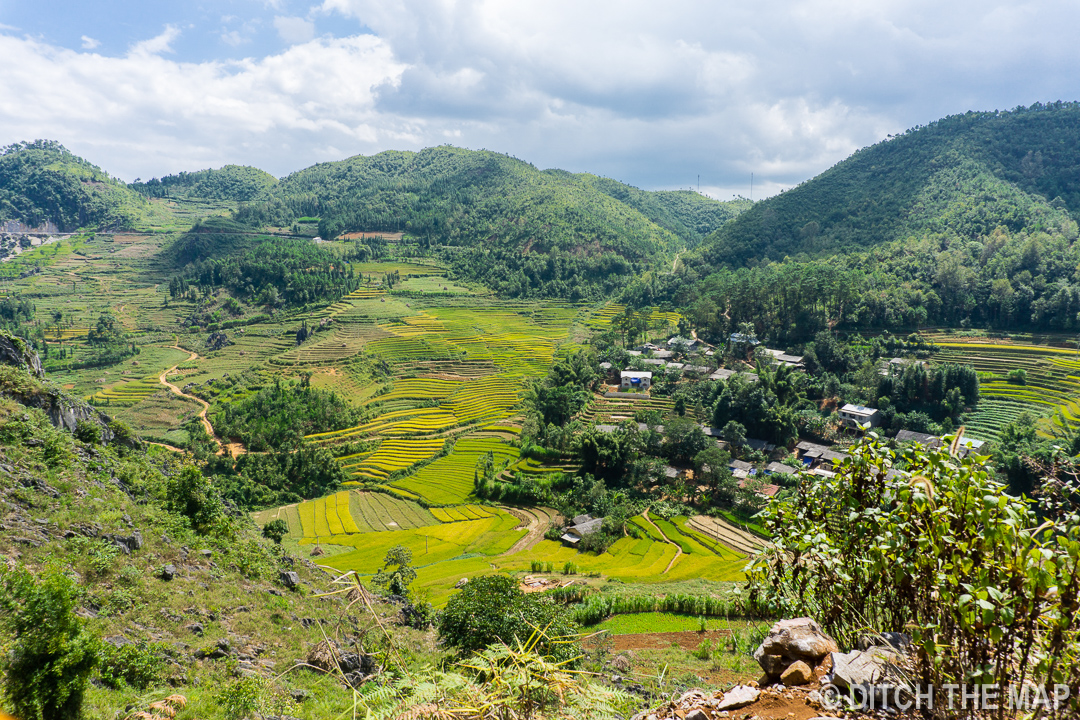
[0, 140, 149, 231]
[129, 164, 279, 201]
[697, 102, 1080, 268]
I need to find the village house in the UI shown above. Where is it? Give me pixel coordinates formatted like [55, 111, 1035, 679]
[894, 429, 942, 448]
[708, 368, 759, 383]
[796, 440, 850, 471]
[839, 403, 882, 429]
[620, 370, 652, 390]
[763, 348, 805, 369]
[738, 478, 781, 498]
[765, 461, 798, 475]
[560, 514, 604, 546]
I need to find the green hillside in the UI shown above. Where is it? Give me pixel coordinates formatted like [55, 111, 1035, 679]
[698, 102, 1080, 268]
[130, 164, 279, 201]
[0, 140, 152, 231]
[236, 146, 743, 299]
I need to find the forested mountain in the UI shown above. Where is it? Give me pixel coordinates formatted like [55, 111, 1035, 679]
[697, 102, 1080, 268]
[0, 140, 150, 231]
[633, 103, 1080, 341]
[235, 146, 745, 299]
[129, 164, 279, 201]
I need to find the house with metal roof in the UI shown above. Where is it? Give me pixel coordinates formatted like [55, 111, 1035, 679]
[560, 514, 604, 546]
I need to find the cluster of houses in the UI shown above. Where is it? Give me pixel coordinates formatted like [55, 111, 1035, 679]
[603, 336, 807, 392]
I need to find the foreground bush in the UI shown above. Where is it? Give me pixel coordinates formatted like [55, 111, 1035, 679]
[438, 575, 579, 664]
[748, 434, 1080, 718]
[0, 568, 99, 720]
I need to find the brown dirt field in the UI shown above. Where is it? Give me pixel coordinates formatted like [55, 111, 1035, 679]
[341, 231, 404, 241]
[590, 630, 733, 652]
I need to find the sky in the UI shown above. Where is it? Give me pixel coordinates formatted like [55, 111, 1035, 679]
[1, 1, 1079, 200]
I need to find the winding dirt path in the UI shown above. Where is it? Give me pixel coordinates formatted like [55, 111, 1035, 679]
[500, 506, 558, 556]
[158, 346, 226, 455]
[642, 507, 682, 574]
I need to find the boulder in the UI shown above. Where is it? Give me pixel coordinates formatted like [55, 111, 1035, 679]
[454, 577, 469, 589]
[279, 571, 301, 589]
[761, 617, 839, 662]
[780, 660, 813, 686]
[829, 647, 903, 691]
[856, 631, 912, 654]
[754, 644, 792, 678]
[161, 564, 177, 581]
[717, 685, 760, 710]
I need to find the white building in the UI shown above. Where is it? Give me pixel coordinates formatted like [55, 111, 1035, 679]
[839, 403, 882, 429]
[620, 370, 653, 390]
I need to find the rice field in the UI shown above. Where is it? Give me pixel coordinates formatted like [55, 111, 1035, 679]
[391, 436, 520, 504]
[933, 340, 1080, 439]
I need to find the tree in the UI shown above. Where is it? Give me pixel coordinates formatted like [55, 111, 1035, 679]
[165, 465, 225, 534]
[438, 575, 578, 663]
[721, 420, 746, 450]
[0, 568, 99, 720]
[261, 519, 288, 544]
[372, 545, 417, 597]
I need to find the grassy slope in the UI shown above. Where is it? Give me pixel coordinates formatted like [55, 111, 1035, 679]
[698, 103, 1080, 268]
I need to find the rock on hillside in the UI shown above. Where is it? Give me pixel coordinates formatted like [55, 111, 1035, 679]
[0, 331, 128, 446]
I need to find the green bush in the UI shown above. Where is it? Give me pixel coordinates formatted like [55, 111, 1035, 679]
[165, 465, 225, 534]
[748, 435, 1080, 708]
[438, 575, 579, 663]
[97, 640, 166, 689]
[261, 518, 288, 544]
[73, 419, 102, 445]
[0, 568, 99, 720]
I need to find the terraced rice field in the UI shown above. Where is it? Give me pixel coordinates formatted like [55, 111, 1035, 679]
[87, 374, 164, 407]
[392, 436, 520, 504]
[336, 437, 448, 481]
[254, 490, 439, 540]
[586, 303, 684, 332]
[934, 341, 1080, 439]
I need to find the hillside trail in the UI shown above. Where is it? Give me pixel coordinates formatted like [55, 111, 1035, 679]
[157, 346, 231, 456]
[500, 506, 557, 556]
[642, 507, 682, 574]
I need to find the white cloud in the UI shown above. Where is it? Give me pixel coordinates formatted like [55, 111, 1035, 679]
[128, 25, 181, 56]
[274, 16, 316, 45]
[80, 35, 100, 50]
[3, 1, 1080, 193]
[0, 33, 407, 179]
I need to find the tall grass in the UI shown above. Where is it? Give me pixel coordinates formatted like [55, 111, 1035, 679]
[570, 592, 771, 626]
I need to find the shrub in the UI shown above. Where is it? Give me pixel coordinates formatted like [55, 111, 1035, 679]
[97, 640, 166, 689]
[73, 419, 102, 445]
[748, 435, 1080, 716]
[438, 575, 579, 663]
[165, 465, 225, 534]
[0, 568, 99, 720]
[261, 518, 288, 544]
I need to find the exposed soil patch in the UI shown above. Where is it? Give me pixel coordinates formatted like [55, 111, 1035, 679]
[588, 630, 733, 652]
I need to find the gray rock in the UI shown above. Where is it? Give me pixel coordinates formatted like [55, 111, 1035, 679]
[455, 577, 469, 589]
[761, 618, 839, 662]
[104, 635, 133, 648]
[186, 623, 204, 636]
[685, 710, 708, 720]
[855, 631, 912, 654]
[279, 571, 301, 589]
[717, 685, 759, 710]
[754, 644, 792, 678]
[162, 564, 177, 581]
[830, 647, 902, 691]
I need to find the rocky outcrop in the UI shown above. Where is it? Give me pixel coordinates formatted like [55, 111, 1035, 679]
[0, 331, 134, 447]
[755, 617, 838, 683]
[0, 332, 43, 378]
